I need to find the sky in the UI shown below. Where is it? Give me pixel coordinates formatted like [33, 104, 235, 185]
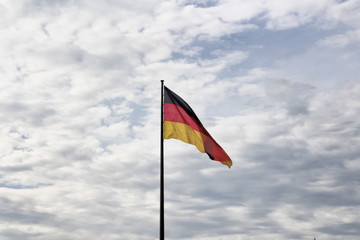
[0, 0, 360, 239]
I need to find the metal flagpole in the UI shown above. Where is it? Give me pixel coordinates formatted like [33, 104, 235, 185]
[160, 80, 165, 240]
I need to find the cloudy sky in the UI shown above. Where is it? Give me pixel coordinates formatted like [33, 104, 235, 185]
[1, 0, 360, 239]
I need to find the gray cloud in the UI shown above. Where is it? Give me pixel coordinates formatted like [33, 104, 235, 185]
[265, 79, 315, 115]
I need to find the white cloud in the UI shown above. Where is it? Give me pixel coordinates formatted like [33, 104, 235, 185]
[325, 0, 360, 28]
[317, 0, 360, 49]
[318, 29, 360, 47]
[264, 0, 334, 30]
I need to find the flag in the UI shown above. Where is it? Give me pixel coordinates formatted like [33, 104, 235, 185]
[163, 86, 232, 168]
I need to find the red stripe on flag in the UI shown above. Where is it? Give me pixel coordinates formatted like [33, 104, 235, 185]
[164, 103, 205, 134]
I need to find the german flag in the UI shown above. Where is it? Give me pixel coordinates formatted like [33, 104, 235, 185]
[164, 86, 232, 168]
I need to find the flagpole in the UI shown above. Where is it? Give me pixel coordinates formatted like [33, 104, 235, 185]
[160, 80, 165, 240]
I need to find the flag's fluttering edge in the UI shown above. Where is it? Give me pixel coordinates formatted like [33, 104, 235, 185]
[164, 86, 232, 168]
